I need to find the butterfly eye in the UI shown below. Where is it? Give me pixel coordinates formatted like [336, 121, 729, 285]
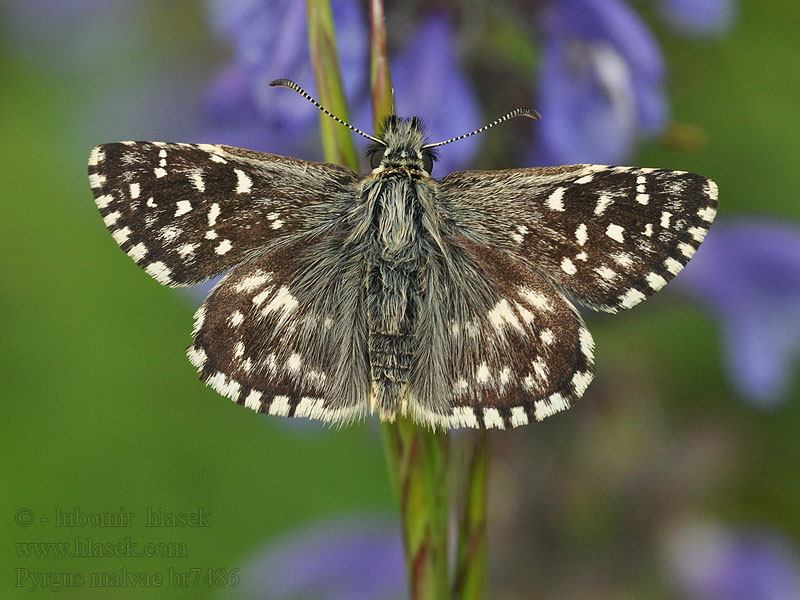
[422, 151, 435, 174]
[369, 147, 385, 169]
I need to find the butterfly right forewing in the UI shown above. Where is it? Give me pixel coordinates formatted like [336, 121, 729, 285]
[438, 165, 718, 312]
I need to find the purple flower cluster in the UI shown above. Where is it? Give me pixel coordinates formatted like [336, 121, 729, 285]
[203, 0, 733, 170]
[675, 220, 800, 406]
[532, 0, 667, 166]
[238, 515, 405, 600]
[664, 520, 800, 600]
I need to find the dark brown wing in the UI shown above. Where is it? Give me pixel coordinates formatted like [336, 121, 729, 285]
[88, 142, 360, 286]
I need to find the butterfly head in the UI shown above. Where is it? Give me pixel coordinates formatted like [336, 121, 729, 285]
[368, 115, 437, 175]
[268, 78, 540, 176]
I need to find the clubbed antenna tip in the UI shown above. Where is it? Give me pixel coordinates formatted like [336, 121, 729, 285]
[423, 107, 541, 149]
[269, 78, 383, 145]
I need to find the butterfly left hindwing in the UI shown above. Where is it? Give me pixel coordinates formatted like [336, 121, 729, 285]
[188, 234, 372, 425]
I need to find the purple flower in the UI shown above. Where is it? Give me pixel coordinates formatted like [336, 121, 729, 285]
[674, 220, 800, 406]
[239, 515, 406, 600]
[664, 520, 800, 600]
[204, 0, 368, 158]
[388, 13, 482, 175]
[531, 0, 667, 166]
[658, 0, 736, 37]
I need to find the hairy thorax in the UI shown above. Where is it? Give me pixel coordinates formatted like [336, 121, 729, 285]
[361, 168, 438, 414]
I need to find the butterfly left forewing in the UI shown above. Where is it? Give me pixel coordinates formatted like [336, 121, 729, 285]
[89, 142, 359, 286]
[438, 165, 717, 312]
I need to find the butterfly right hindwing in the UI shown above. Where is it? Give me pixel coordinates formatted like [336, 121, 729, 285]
[409, 235, 594, 429]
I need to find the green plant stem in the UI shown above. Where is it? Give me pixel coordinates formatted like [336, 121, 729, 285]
[305, 0, 359, 169]
[452, 431, 489, 600]
[382, 418, 451, 600]
[369, 0, 393, 124]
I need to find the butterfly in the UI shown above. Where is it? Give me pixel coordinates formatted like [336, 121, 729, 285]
[88, 79, 717, 429]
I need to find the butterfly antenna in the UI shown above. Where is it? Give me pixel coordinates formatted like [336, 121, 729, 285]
[422, 107, 541, 149]
[269, 78, 384, 145]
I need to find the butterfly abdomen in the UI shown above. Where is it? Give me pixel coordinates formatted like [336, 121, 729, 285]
[363, 173, 434, 416]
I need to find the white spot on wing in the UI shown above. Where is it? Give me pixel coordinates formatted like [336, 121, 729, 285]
[510, 407, 528, 427]
[112, 226, 131, 245]
[664, 257, 683, 275]
[235, 273, 272, 293]
[215, 239, 233, 255]
[262, 286, 299, 317]
[571, 371, 593, 396]
[688, 226, 707, 242]
[619, 288, 646, 309]
[595, 265, 617, 281]
[95, 194, 113, 209]
[187, 345, 207, 369]
[89, 173, 106, 189]
[127, 243, 147, 261]
[175, 200, 192, 217]
[519, 288, 552, 311]
[103, 211, 121, 227]
[129, 183, 141, 199]
[575, 223, 588, 246]
[646, 272, 668, 291]
[561, 257, 577, 275]
[476, 363, 491, 383]
[679, 242, 696, 258]
[534, 393, 570, 420]
[579, 328, 594, 360]
[698, 205, 717, 222]
[488, 299, 523, 332]
[594, 193, 613, 215]
[88, 147, 104, 166]
[188, 170, 205, 192]
[547, 187, 565, 211]
[286, 353, 302, 372]
[453, 407, 478, 428]
[606, 223, 625, 243]
[145, 261, 173, 284]
[178, 242, 199, 257]
[269, 395, 291, 416]
[234, 169, 253, 194]
[705, 179, 718, 201]
[483, 408, 505, 429]
[154, 167, 167, 178]
[207, 203, 221, 227]
[244, 391, 263, 411]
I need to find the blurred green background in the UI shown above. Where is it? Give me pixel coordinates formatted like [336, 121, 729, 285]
[1, 1, 799, 598]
